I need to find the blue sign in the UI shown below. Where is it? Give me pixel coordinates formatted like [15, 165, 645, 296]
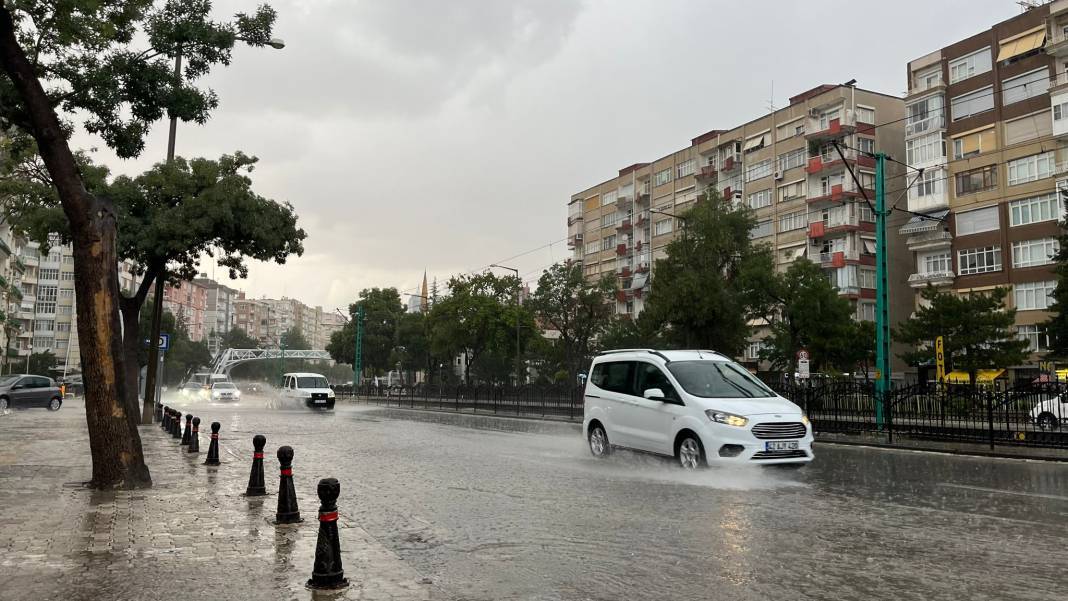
[158, 334, 170, 351]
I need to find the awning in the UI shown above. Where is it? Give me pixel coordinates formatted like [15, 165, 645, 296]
[997, 26, 1045, 62]
[743, 134, 766, 152]
[781, 245, 807, 262]
[944, 369, 1006, 384]
[898, 209, 948, 235]
[862, 239, 876, 254]
[629, 272, 648, 290]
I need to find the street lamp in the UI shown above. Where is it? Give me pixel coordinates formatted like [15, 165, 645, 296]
[489, 264, 522, 385]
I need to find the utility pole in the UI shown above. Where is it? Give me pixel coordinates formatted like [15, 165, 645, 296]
[874, 153, 891, 428]
[354, 305, 364, 387]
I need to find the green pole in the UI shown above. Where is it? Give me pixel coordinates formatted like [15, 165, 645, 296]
[874, 153, 891, 428]
[354, 306, 364, 387]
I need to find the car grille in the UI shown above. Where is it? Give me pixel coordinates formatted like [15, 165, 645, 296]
[752, 450, 808, 460]
[311, 392, 329, 400]
[751, 422, 807, 440]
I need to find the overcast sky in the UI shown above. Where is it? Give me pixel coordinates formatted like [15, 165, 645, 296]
[75, 0, 1020, 311]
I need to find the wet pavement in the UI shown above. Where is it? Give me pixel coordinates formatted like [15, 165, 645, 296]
[2, 396, 1067, 600]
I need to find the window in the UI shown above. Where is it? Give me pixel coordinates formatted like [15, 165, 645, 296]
[34, 319, 54, 331]
[601, 212, 619, 228]
[35, 285, 57, 314]
[676, 160, 695, 178]
[913, 66, 942, 91]
[957, 246, 1002, 275]
[745, 341, 765, 360]
[819, 173, 844, 195]
[906, 95, 945, 136]
[951, 86, 994, 121]
[952, 128, 995, 159]
[38, 268, 59, 281]
[855, 137, 875, 156]
[747, 189, 773, 210]
[601, 235, 617, 251]
[1015, 280, 1056, 310]
[61, 271, 75, 281]
[1018, 324, 1049, 352]
[1055, 102, 1068, 122]
[1002, 68, 1049, 105]
[775, 120, 804, 140]
[750, 220, 773, 238]
[634, 362, 680, 401]
[46, 252, 61, 263]
[906, 132, 944, 165]
[590, 361, 635, 394]
[1012, 238, 1058, 268]
[602, 190, 617, 206]
[855, 106, 875, 124]
[1005, 110, 1053, 144]
[949, 47, 992, 83]
[619, 183, 633, 199]
[920, 252, 952, 273]
[1010, 193, 1061, 226]
[745, 159, 772, 182]
[857, 302, 876, 322]
[777, 148, 805, 172]
[1007, 152, 1055, 185]
[955, 206, 1000, 235]
[56, 323, 71, 333]
[778, 210, 806, 232]
[955, 165, 998, 195]
[654, 219, 673, 236]
[778, 180, 805, 202]
[743, 134, 766, 153]
[62, 255, 74, 264]
[858, 268, 876, 289]
[818, 108, 841, 131]
[858, 171, 876, 190]
[584, 241, 598, 256]
[858, 204, 875, 223]
[912, 169, 944, 198]
[56, 340, 67, 350]
[60, 289, 74, 300]
[666, 360, 775, 399]
[654, 169, 672, 186]
[32, 337, 53, 349]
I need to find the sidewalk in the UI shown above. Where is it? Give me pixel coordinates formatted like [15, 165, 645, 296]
[0, 401, 444, 601]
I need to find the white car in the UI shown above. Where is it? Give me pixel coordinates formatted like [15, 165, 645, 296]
[210, 381, 241, 402]
[1031, 393, 1068, 429]
[583, 349, 814, 468]
[280, 372, 335, 409]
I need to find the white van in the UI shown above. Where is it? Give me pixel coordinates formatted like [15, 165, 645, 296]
[279, 372, 335, 409]
[583, 349, 813, 468]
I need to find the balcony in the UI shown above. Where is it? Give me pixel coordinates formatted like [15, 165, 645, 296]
[807, 182, 874, 206]
[1046, 25, 1068, 58]
[616, 219, 633, 233]
[720, 153, 742, 172]
[615, 244, 627, 256]
[617, 266, 632, 278]
[805, 149, 874, 176]
[905, 112, 945, 138]
[721, 186, 733, 201]
[817, 249, 870, 267]
[905, 229, 952, 251]
[635, 192, 650, 205]
[695, 165, 718, 181]
[908, 270, 955, 288]
[614, 289, 628, 303]
[567, 233, 583, 248]
[809, 211, 874, 238]
[566, 214, 583, 227]
[805, 110, 856, 142]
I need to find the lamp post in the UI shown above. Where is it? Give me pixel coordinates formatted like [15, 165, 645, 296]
[142, 36, 285, 424]
[490, 265, 521, 385]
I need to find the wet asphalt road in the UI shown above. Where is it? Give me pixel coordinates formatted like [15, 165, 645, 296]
[154, 395, 1068, 599]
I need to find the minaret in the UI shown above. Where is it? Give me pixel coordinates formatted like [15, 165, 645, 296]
[420, 271, 429, 313]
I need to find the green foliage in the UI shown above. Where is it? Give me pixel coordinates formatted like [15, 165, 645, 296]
[1045, 202, 1068, 358]
[526, 262, 614, 380]
[759, 259, 860, 373]
[894, 286, 1029, 378]
[136, 307, 210, 385]
[279, 326, 309, 351]
[220, 326, 259, 350]
[639, 192, 777, 354]
[392, 312, 430, 374]
[598, 316, 655, 351]
[327, 288, 406, 376]
[27, 350, 57, 376]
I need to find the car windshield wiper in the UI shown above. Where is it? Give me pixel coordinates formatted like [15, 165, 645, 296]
[713, 364, 755, 398]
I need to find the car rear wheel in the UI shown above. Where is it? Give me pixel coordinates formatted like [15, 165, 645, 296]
[677, 435, 704, 470]
[588, 424, 610, 458]
[0, 397, 8, 413]
[1037, 412, 1060, 430]
[48, 397, 62, 411]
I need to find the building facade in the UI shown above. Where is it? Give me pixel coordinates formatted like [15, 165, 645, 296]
[902, 1, 1068, 376]
[195, 276, 240, 355]
[568, 83, 907, 369]
[162, 280, 209, 342]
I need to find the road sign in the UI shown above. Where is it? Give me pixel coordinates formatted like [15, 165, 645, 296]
[158, 334, 170, 351]
[796, 349, 810, 379]
[935, 336, 945, 383]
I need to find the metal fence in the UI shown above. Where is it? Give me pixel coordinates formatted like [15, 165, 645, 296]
[336, 380, 1068, 451]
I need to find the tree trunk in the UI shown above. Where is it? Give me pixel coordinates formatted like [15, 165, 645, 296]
[119, 295, 143, 420]
[0, 8, 151, 488]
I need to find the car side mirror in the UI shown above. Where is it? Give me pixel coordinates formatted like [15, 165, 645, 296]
[11, 384, 21, 390]
[643, 388, 666, 401]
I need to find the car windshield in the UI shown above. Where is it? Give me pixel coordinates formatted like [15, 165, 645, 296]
[0, 375, 20, 386]
[213, 382, 235, 389]
[666, 360, 775, 399]
[297, 376, 329, 388]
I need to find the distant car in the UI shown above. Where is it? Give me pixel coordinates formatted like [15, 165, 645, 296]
[1032, 393, 1068, 429]
[210, 381, 241, 402]
[179, 381, 206, 399]
[241, 381, 263, 394]
[279, 372, 335, 409]
[0, 374, 64, 412]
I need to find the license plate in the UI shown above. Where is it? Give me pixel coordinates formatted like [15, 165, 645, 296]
[314, 399, 326, 404]
[766, 441, 799, 451]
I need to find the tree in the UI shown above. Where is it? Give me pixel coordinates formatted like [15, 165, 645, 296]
[392, 311, 431, 383]
[280, 326, 310, 351]
[599, 316, 654, 352]
[526, 262, 614, 382]
[27, 350, 56, 376]
[220, 327, 260, 351]
[760, 259, 860, 373]
[894, 286, 1029, 384]
[326, 288, 405, 377]
[0, 1, 278, 489]
[1045, 203, 1068, 357]
[639, 192, 777, 355]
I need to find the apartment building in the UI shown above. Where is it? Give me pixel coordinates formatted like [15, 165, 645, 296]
[234, 295, 273, 343]
[194, 276, 240, 354]
[0, 224, 26, 373]
[902, 1, 1068, 377]
[568, 83, 907, 368]
[161, 280, 209, 342]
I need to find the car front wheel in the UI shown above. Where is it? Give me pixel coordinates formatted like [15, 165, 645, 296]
[677, 435, 704, 470]
[588, 424, 611, 458]
[48, 397, 62, 411]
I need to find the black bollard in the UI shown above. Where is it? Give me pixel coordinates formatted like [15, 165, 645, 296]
[307, 478, 349, 590]
[172, 412, 183, 439]
[204, 421, 221, 466]
[161, 407, 170, 430]
[188, 417, 201, 453]
[245, 435, 267, 496]
[181, 414, 193, 446]
[274, 446, 302, 524]
[154, 402, 163, 423]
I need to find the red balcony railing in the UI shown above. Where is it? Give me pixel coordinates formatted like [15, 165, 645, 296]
[808, 222, 825, 238]
[616, 244, 627, 256]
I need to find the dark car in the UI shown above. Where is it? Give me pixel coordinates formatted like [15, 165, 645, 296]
[0, 374, 64, 412]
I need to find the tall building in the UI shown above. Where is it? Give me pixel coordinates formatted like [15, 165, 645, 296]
[0, 224, 26, 374]
[161, 280, 208, 342]
[234, 294, 272, 344]
[903, 1, 1067, 378]
[568, 83, 907, 367]
[194, 276, 240, 355]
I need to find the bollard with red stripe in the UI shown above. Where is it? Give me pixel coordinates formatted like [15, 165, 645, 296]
[307, 478, 348, 590]
[188, 417, 201, 453]
[172, 412, 183, 439]
[274, 446, 301, 524]
[155, 402, 163, 423]
[181, 414, 193, 446]
[204, 421, 221, 466]
[161, 407, 170, 431]
[245, 434, 267, 497]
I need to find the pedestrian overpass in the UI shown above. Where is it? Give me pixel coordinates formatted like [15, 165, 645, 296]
[208, 348, 333, 376]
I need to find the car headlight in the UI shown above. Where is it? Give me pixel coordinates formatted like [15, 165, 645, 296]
[801, 415, 810, 426]
[705, 409, 748, 427]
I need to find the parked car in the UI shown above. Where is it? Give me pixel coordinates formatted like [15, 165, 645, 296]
[0, 374, 64, 412]
[279, 372, 335, 409]
[210, 381, 241, 402]
[1031, 393, 1068, 429]
[583, 349, 813, 468]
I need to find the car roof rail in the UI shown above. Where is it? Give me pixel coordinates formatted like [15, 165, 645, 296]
[598, 348, 672, 364]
